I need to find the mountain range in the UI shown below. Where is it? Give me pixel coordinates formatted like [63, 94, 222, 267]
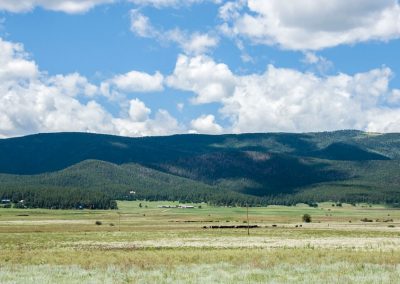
[1, 130, 400, 206]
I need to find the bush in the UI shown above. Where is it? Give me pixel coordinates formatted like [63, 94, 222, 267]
[302, 214, 312, 223]
[95, 221, 102, 226]
[14, 202, 26, 209]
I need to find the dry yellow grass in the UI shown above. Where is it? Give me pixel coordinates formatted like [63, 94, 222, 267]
[0, 201, 399, 283]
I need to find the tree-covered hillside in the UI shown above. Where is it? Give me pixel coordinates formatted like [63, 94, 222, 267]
[1, 130, 400, 207]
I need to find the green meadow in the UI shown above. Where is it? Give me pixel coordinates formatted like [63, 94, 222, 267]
[0, 201, 399, 283]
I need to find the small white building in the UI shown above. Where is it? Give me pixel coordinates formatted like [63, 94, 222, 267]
[178, 205, 195, 209]
[158, 205, 174, 208]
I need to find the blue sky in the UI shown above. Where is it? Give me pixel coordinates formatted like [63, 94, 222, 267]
[1, 0, 400, 137]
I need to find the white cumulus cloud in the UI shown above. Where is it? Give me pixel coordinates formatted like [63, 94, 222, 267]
[190, 114, 223, 134]
[0, 37, 180, 138]
[166, 29, 219, 55]
[0, 0, 114, 14]
[107, 70, 164, 93]
[167, 54, 235, 104]
[221, 0, 400, 50]
[130, 10, 219, 55]
[0, 0, 221, 13]
[129, 0, 220, 8]
[47, 73, 98, 97]
[128, 98, 151, 122]
[0, 39, 38, 82]
[388, 89, 400, 105]
[218, 0, 246, 21]
[114, 108, 181, 137]
[302, 52, 333, 74]
[130, 9, 158, 38]
[221, 66, 395, 133]
[169, 54, 400, 133]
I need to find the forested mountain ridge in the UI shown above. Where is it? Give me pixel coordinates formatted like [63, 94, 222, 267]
[0, 130, 397, 175]
[1, 130, 400, 207]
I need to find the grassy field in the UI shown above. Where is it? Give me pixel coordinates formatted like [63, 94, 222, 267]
[0, 201, 400, 283]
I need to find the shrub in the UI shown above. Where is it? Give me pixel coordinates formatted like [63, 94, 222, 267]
[14, 203, 26, 209]
[95, 221, 102, 226]
[302, 214, 312, 223]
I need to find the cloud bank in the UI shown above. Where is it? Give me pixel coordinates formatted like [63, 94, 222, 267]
[2, 36, 400, 138]
[169, 54, 400, 133]
[0, 38, 180, 138]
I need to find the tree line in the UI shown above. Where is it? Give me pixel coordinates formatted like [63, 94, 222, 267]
[0, 186, 117, 209]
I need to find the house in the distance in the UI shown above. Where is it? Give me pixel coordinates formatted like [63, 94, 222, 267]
[178, 205, 195, 209]
[157, 204, 195, 209]
[158, 205, 175, 208]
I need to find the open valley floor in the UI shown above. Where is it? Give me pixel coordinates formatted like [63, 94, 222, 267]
[0, 201, 399, 283]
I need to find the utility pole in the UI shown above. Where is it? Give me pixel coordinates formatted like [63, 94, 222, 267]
[247, 203, 250, 236]
[118, 212, 121, 232]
